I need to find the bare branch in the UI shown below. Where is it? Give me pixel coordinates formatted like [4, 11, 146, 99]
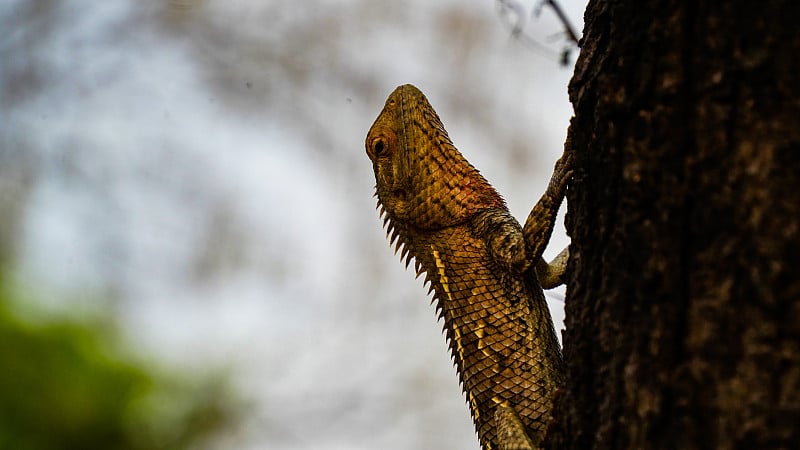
[495, 0, 581, 65]
[543, 0, 580, 46]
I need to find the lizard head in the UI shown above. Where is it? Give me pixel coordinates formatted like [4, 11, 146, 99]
[366, 84, 504, 230]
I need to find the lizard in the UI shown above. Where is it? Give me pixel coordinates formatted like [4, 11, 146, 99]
[366, 84, 572, 450]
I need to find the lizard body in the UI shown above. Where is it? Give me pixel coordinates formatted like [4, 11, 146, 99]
[366, 84, 571, 450]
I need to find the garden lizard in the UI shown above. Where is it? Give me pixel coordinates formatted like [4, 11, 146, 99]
[366, 84, 571, 450]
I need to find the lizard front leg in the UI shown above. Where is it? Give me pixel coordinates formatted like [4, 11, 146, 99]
[523, 144, 573, 288]
[522, 148, 573, 261]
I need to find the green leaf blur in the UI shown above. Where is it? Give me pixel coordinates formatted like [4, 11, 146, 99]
[0, 283, 236, 450]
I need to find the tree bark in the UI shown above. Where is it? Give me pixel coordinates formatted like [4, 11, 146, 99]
[547, 1, 800, 448]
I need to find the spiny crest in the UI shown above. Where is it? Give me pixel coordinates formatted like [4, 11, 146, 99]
[441, 325, 470, 394]
[377, 194, 424, 279]
[414, 260, 424, 278]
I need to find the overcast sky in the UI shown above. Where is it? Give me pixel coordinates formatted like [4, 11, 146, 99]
[1, 1, 586, 448]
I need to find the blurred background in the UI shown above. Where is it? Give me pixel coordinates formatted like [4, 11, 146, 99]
[0, 1, 585, 448]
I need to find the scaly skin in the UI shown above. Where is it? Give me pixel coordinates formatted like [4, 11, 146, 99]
[366, 84, 570, 450]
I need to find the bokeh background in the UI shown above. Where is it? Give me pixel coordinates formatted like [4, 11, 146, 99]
[0, 1, 586, 448]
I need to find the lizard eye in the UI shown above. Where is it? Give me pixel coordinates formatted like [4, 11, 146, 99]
[372, 138, 386, 157]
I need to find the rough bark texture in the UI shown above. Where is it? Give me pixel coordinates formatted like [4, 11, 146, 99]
[547, 0, 800, 449]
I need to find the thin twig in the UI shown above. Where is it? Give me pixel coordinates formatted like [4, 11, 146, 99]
[495, 0, 581, 65]
[543, 0, 581, 46]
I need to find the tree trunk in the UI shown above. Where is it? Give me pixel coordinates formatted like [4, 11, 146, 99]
[547, 1, 800, 448]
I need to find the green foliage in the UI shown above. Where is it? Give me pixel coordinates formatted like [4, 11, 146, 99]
[0, 284, 237, 450]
